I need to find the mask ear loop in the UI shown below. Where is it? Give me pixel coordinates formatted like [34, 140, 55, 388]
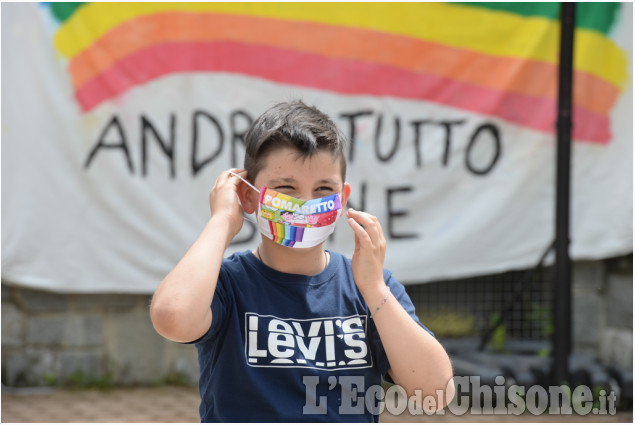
[227, 171, 259, 192]
[227, 171, 259, 225]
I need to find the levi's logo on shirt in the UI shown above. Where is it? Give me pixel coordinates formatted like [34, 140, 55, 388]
[244, 313, 373, 370]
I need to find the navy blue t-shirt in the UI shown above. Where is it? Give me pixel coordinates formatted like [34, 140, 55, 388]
[194, 250, 432, 422]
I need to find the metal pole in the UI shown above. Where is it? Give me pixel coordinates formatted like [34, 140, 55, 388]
[551, 1, 576, 387]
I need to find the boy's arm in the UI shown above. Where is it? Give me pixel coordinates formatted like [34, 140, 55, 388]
[346, 208, 455, 411]
[150, 169, 247, 343]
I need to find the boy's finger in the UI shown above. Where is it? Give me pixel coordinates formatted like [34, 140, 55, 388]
[348, 217, 381, 251]
[227, 168, 247, 176]
[347, 209, 382, 242]
[225, 169, 249, 189]
[347, 217, 372, 247]
[225, 169, 247, 181]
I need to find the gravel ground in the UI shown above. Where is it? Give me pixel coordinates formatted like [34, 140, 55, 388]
[1, 385, 632, 423]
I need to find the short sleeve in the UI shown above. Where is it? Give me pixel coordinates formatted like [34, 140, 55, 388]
[368, 271, 434, 382]
[187, 265, 232, 345]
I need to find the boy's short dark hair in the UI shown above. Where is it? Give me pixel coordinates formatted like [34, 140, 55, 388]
[244, 100, 348, 182]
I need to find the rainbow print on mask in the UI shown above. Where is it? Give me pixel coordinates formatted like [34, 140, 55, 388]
[268, 222, 305, 247]
[47, 2, 628, 144]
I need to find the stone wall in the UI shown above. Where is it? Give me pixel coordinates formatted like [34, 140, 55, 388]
[1, 285, 198, 387]
[1, 254, 631, 387]
[573, 254, 633, 369]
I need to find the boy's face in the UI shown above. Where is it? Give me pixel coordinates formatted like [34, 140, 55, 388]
[246, 147, 351, 210]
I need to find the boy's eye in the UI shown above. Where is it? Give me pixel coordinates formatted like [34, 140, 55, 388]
[316, 186, 333, 192]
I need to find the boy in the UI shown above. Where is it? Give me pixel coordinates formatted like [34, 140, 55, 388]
[150, 101, 454, 422]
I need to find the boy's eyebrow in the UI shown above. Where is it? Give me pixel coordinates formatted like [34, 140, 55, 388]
[316, 178, 339, 186]
[268, 177, 339, 186]
[268, 177, 297, 185]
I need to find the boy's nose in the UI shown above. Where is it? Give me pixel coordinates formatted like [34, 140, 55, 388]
[294, 190, 314, 202]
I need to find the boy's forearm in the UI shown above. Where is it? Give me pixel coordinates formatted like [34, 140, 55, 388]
[360, 284, 455, 407]
[150, 215, 233, 343]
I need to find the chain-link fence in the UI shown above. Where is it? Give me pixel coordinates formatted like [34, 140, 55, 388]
[406, 266, 553, 344]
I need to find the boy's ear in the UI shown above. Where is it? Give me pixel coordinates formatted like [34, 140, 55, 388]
[237, 181, 258, 214]
[341, 182, 352, 209]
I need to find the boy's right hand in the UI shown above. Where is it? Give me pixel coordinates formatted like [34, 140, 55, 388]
[209, 168, 248, 243]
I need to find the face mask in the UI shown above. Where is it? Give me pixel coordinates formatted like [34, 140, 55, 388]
[229, 172, 343, 248]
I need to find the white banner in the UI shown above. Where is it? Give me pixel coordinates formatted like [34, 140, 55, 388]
[1, 3, 632, 293]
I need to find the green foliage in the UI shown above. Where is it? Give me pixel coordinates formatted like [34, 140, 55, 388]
[527, 301, 553, 338]
[153, 372, 193, 387]
[488, 313, 508, 353]
[66, 369, 115, 389]
[43, 373, 57, 386]
[423, 310, 475, 337]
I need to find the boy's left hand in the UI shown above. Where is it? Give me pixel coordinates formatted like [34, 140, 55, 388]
[346, 208, 387, 292]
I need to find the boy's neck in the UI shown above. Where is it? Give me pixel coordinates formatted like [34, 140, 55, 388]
[255, 240, 329, 276]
